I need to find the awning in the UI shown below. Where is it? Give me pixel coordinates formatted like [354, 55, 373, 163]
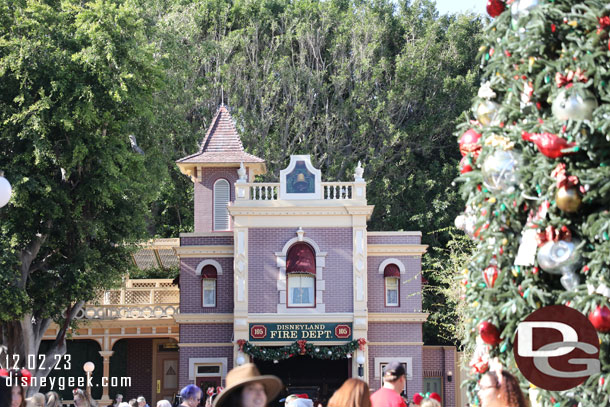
[201, 265, 218, 279]
[384, 264, 400, 278]
[286, 243, 316, 275]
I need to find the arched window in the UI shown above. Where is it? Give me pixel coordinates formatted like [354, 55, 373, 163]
[384, 264, 400, 307]
[214, 179, 230, 231]
[286, 243, 316, 307]
[201, 265, 217, 307]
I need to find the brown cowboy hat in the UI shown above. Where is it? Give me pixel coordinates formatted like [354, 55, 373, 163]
[213, 363, 283, 407]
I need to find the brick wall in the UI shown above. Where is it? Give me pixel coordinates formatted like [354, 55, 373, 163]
[179, 324, 233, 343]
[125, 339, 153, 402]
[368, 322, 422, 343]
[367, 256, 422, 313]
[367, 234, 421, 245]
[194, 168, 239, 233]
[367, 344, 423, 396]
[247, 228, 353, 313]
[179, 346, 233, 388]
[180, 258, 234, 313]
[181, 236, 234, 246]
[422, 347, 456, 407]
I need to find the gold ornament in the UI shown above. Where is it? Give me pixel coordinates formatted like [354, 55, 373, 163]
[485, 134, 515, 150]
[556, 186, 582, 212]
[476, 100, 500, 125]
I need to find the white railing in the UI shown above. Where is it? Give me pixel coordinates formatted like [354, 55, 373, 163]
[77, 279, 179, 320]
[236, 181, 365, 201]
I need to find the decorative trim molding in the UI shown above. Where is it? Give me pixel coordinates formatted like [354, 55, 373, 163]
[367, 244, 428, 256]
[368, 313, 428, 323]
[229, 206, 375, 217]
[368, 231, 422, 236]
[248, 313, 354, 323]
[195, 259, 224, 275]
[180, 232, 233, 238]
[378, 258, 406, 274]
[174, 314, 234, 324]
[173, 245, 234, 258]
[188, 357, 229, 381]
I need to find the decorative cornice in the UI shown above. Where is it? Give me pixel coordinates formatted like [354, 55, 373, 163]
[368, 313, 428, 323]
[367, 244, 428, 256]
[367, 231, 422, 236]
[174, 313, 234, 324]
[180, 232, 233, 238]
[173, 245, 234, 258]
[229, 207, 373, 216]
[247, 313, 355, 323]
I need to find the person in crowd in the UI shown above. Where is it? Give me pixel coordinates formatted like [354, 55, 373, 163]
[370, 362, 407, 407]
[45, 391, 62, 407]
[73, 388, 97, 407]
[419, 397, 441, 407]
[477, 370, 527, 407]
[138, 397, 151, 407]
[213, 363, 282, 407]
[1, 375, 13, 407]
[157, 401, 173, 407]
[118, 403, 131, 407]
[327, 378, 370, 407]
[26, 392, 45, 407]
[179, 384, 202, 407]
[129, 399, 138, 407]
[113, 394, 124, 407]
[10, 370, 27, 407]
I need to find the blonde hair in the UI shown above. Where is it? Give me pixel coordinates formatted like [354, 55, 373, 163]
[420, 399, 441, 407]
[327, 378, 371, 407]
[46, 391, 62, 407]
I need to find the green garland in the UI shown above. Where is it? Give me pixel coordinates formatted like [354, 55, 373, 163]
[241, 340, 360, 361]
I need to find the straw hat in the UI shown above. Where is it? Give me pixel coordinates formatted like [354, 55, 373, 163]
[213, 364, 283, 407]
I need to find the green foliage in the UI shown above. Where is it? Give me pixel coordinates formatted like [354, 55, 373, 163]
[456, 0, 610, 405]
[423, 228, 475, 345]
[0, 0, 160, 331]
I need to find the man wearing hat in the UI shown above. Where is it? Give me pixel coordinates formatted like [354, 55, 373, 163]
[213, 363, 283, 407]
[370, 361, 407, 407]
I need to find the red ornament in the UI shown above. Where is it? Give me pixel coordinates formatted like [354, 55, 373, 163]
[357, 338, 367, 351]
[460, 155, 474, 174]
[459, 129, 482, 157]
[483, 265, 499, 288]
[589, 305, 610, 333]
[486, 0, 505, 17]
[521, 131, 577, 159]
[479, 321, 502, 346]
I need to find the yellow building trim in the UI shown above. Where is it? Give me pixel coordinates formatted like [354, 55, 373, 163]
[367, 244, 428, 256]
[178, 343, 233, 347]
[180, 232, 233, 238]
[368, 342, 424, 346]
[367, 231, 422, 237]
[368, 313, 429, 322]
[173, 245, 234, 258]
[247, 313, 354, 323]
[174, 313, 234, 324]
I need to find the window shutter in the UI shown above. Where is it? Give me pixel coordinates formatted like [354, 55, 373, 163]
[214, 179, 230, 230]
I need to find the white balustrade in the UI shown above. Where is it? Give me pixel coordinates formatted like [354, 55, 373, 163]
[237, 181, 364, 201]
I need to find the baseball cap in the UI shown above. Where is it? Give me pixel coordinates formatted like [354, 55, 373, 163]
[383, 361, 406, 378]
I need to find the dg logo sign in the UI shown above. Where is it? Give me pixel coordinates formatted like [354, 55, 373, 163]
[513, 305, 600, 391]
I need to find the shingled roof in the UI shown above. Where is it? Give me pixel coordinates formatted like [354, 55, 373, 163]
[177, 105, 265, 164]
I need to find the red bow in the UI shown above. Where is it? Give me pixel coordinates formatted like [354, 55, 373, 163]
[555, 69, 587, 88]
[297, 340, 307, 355]
[599, 16, 610, 28]
[216, 386, 223, 394]
[357, 338, 367, 351]
[536, 225, 572, 247]
[206, 387, 214, 396]
[551, 163, 579, 188]
[236, 339, 246, 351]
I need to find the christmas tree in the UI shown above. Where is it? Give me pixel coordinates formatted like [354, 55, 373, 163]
[455, 0, 610, 406]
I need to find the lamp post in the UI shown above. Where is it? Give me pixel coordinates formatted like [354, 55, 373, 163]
[356, 354, 365, 378]
[0, 171, 11, 208]
[83, 361, 95, 399]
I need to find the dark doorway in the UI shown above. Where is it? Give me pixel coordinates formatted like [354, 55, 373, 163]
[255, 356, 349, 407]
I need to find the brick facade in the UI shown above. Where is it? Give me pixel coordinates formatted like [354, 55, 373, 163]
[180, 258, 234, 313]
[194, 168, 239, 233]
[125, 339, 153, 402]
[248, 227, 353, 313]
[367, 256, 423, 313]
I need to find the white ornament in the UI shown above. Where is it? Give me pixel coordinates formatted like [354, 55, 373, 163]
[560, 271, 580, 291]
[478, 82, 497, 100]
[552, 89, 598, 121]
[0, 173, 11, 208]
[536, 239, 581, 275]
[482, 150, 520, 193]
[515, 229, 538, 266]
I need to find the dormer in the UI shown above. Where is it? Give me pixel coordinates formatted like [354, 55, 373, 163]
[176, 105, 265, 232]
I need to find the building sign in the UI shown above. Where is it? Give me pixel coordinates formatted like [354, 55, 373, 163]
[249, 323, 352, 342]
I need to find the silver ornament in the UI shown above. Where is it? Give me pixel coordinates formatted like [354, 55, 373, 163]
[482, 150, 520, 193]
[536, 239, 581, 275]
[511, 0, 539, 20]
[455, 215, 466, 230]
[552, 89, 598, 121]
[475, 100, 501, 126]
[560, 271, 580, 291]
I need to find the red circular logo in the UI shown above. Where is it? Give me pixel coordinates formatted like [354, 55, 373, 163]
[335, 325, 351, 339]
[513, 305, 600, 390]
[250, 325, 267, 340]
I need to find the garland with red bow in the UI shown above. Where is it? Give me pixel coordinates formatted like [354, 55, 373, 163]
[239, 339, 363, 362]
[536, 225, 572, 247]
[555, 68, 588, 88]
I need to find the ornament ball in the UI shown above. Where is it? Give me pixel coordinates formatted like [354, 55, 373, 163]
[552, 89, 598, 121]
[589, 305, 610, 333]
[486, 0, 505, 17]
[476, 100, 501, 126]
[556, 186, 582, 212]
[479, 321, 502, 346]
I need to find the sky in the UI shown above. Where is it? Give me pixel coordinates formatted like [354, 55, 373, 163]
[434, 0, 486, 16]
